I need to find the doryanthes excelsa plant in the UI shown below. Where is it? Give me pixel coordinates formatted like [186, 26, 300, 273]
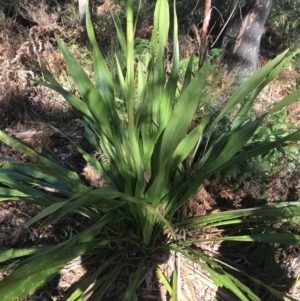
[0, 0, 300, 300]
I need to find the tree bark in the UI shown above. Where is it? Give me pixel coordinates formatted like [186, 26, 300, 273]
[78, 0, 87, 46]
[222, 0, 272, 83]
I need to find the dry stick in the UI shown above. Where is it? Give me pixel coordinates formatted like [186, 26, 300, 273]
[212, 5, 225, 25]
[211, 0, 238, 48]
[191, 0, 201, 15]
[199, 0, 212, 70]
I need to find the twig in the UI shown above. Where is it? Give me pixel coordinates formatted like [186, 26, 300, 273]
[199, 0, 212, 69]
[211, 0, 238, 48]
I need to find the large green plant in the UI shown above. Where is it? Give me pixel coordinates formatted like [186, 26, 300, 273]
[1, 0, 300, 300]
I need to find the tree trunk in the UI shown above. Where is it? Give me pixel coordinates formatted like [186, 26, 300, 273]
[222, 0, 272, 83]
[78, 0, 87, 46]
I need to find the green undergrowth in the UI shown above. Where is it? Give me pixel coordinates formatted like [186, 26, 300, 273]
[215, 107, 300, 196]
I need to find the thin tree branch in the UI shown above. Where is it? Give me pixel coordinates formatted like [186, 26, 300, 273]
[211, 0, 238, 48]
[199, 0, 212, 69]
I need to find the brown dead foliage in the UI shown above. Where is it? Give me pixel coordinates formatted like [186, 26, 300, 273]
[182, 184, 220, 219]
